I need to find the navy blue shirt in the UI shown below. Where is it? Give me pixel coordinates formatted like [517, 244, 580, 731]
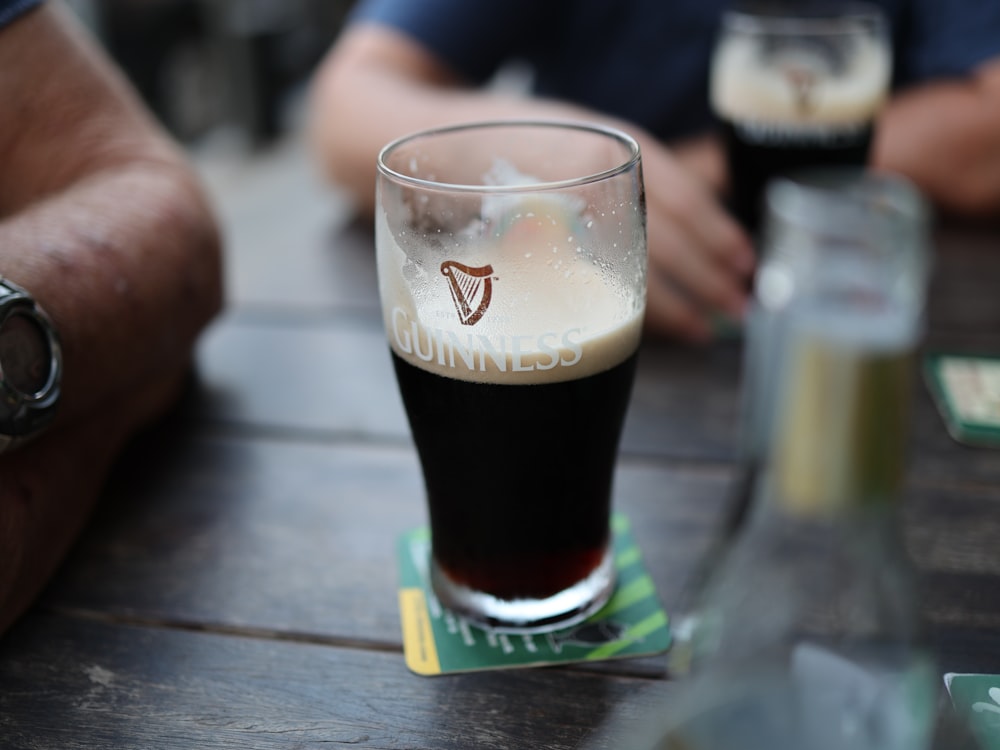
[349, 0, 1000, 140]
[0, 0, 41, 29]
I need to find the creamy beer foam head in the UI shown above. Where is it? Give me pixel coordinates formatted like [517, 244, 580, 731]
[711, 33, 890, 125]
[376, 197, 644, 385]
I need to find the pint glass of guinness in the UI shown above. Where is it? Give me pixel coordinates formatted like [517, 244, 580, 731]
[376, 121, 647, 632]
[710, 2, 891, 234]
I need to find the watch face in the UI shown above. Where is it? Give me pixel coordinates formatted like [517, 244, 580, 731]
[0, 310, 52, 396]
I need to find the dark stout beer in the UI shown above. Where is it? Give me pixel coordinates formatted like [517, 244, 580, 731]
[721, 120, 873, 233]
[381, 229, 644, 628]
[391, 349, 638, 602]
[710, 15, 890, 233]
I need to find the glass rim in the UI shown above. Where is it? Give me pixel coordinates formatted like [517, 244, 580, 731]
[376, 118, 642, 194]
[721, 1, 887, 35]
[764, 168, 933, 285]
[766, 167, 929, 229]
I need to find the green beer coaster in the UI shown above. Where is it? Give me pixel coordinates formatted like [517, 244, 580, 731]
[945, 673, 1000, 750]
[397, 512, 671, 676]
[924, 352, 1000, 448]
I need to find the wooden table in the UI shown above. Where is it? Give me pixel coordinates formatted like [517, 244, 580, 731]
[2, 147, 999, 747]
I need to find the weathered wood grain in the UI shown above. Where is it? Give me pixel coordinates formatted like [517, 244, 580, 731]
[190, 310, 996, 486]
[38, 422, 731, 656]
[0, 614, 665, 750]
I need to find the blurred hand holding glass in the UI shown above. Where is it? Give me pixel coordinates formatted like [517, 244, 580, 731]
[376, 121, 647, 632]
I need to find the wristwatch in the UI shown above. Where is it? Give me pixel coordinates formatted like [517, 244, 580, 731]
[0, 277, 61, 452]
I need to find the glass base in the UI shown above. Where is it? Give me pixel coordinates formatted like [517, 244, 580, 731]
[623, 648, 938, 750]
[430, 546, 616, 634]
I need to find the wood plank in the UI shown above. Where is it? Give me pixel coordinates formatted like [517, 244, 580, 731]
[199, 134, 380, 315]
[193, 311, 408, 439]
[38, 415, 1000, 655]
[621, 339, 743, 461]
[38, 422, 731, 655]
[0, 614, 663, 750]
[907, 374, 1000, 485]
[189, 216, 1000, 479]
[926, 221, 1000, 350]
[192, 311, 1000, 485]
[41, 432, 426, 645]
[193, 313, 747, 461]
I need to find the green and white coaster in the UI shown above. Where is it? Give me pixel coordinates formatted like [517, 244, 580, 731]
[945, 673, 1000, 750]
[397, 512, 671, 676]
[925, 353, 1000, 448]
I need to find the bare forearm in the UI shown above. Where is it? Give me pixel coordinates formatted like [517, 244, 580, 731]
[0, 3, 222, 431]
[0, 159, 220, 637]
[0, 161, 222, 430]
[0, 371, 180, 635]
[0, 426, 115, 635]
[0, 2, 222, 637]
[308, 28, 620, 215]
[874, 61, 1000, 217]
[312, 85, 605, 214]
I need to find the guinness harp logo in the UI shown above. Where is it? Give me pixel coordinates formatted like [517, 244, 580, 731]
[441, 260, 494, 326]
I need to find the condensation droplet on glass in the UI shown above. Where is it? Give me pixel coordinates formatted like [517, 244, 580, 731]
[586, 220, 594, 229]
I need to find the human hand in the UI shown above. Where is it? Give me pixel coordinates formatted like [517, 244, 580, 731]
[639, 136, 755, 342]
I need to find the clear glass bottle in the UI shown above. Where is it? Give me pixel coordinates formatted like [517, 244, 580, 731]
[653, 170, 938, 749]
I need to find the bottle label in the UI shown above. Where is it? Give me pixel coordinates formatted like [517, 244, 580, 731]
[776, 336, 912, 513]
